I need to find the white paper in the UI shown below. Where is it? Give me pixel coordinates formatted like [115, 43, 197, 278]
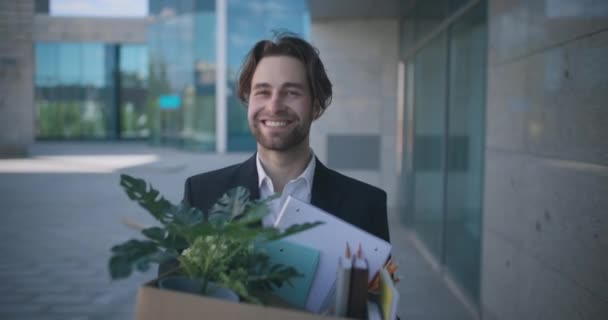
[274, 196, 392, 313]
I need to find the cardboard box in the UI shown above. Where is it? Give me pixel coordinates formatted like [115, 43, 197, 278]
[134, 280, 350, 320]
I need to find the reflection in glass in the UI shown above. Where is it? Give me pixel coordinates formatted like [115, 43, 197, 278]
[120, 45, 150, 138]
[35, 42, 110, 139]
[35, 42, 149, 140]
[411, 33, 448, 259]
[226, 0, 310, 151]
[147, 0, 216, 151]
[399, 0, 487, 303]
[57, 43, 80, 85]
[145, 0, 310, 151]
[444, 2, 486, 303]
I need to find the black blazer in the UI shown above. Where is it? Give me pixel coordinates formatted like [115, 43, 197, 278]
[183, 154, 390, 242]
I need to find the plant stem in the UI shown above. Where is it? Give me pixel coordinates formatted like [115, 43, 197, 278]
[201, 274, 209, 294]
[158, 265, 183, 279]
[201, 242, 213, 294]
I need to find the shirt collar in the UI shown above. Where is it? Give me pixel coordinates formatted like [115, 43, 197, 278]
[256, 150, 316, 191]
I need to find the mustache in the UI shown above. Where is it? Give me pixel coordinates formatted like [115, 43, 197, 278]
[253, 109, 297, 120]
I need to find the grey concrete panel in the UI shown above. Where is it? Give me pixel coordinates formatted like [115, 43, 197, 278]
[485, 9, 608, 319]
[0, 0, 34, 157]
[525, 1, 608, 63]
[310, 19, 399, 205]
[489, 0, 608, 65]
[485, 27, 608, 166]
[482, 229, 608, 320]
[327, 134, 381, 170]
[488, 0, 531, 65]
[485, 59, 529, 153]
[482, 149, 608, 316]
[308, 0, 409, 20]
[524, 30, 608, 165]
[33, 15, 146, 43]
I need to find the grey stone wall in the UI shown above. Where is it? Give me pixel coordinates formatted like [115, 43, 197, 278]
[309, 19, 400, 208]
[33, 15, 147, 43]
[0, 0, 35, 157]
[0, 2, 146, 158]
[481, 1, 608, 319]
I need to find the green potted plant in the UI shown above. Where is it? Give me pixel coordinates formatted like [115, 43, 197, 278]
[109, 174, 321, 304]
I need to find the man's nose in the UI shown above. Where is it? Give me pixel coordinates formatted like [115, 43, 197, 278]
[268, 92, 285, 112]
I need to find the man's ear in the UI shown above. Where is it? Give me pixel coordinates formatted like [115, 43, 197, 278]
[313, 104, 322, 120]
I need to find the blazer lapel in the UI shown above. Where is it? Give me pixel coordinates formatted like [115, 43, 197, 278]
[311, 158, 342, 217]
[235, 154, 260, 200]
[239, 155, 341, 217]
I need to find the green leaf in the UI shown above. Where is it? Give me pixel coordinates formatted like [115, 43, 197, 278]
[176, 221, 215, 243]
[119, 174, 173, 224]
[109, 255, 132, 279]
[170, 203, 204, 227]
[149, 250, 178, 264]
[112, 175, 322, 305]
[142, 226, 165, 241]
[221, 224, 266, 244]
[111, 239, 158, 255]
[135, 259, 151, 272]
[108, 239, 161, 279]
[209, 187, 250, 221]
[208, 212, 229, 229]
[233, 202, 271, 226]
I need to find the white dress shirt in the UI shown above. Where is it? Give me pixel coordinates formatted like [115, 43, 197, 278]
[257, 151, 316, 227]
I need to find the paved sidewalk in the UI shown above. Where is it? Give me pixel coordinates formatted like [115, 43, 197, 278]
[0, 142, 473, 320]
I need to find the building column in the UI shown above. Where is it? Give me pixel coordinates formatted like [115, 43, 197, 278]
[215, 0, 227, 153]
[0, 0, 35, 157]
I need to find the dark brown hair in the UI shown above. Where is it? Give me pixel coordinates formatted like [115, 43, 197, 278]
[236, 33, 333, 118]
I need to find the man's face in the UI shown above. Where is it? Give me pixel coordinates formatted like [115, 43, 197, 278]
[247, 55, 315, 152]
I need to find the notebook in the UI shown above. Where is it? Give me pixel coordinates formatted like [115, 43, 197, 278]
[256, 239, 320, 309]
[379, 267, 399, 320]
[273, 196, 392, 313]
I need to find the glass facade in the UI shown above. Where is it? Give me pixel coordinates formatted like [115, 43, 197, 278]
[34, 42, 148, 139]
[399, 0, 487, 303]
[148, 0, 309, 152]
[148, 0, 217, 151]
[120, 45, 150, 138]
[36, 1, 309, 149]
[226, 0, 310, 151]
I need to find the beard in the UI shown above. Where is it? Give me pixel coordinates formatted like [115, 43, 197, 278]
[249, 110, 312, 152]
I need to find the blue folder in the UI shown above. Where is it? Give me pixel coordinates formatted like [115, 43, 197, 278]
[257, 239, 319, 309]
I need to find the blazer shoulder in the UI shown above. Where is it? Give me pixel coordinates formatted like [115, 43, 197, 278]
[187, 162, 242, 185]
[183, 160, 256, 213]
[324, 167, 386, 197]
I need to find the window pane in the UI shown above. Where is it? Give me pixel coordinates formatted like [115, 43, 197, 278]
[411, 32, 448, 259]
[444, 1, 486, 303]
[35, 43, 58, 86]
[81, 43, 105, 87]
[399, 0, 488, 304]
[120, 45, 150, 138]
[226, 0, 310, 151]
[57, 43, 81, 85]
[147, 1, 216, 150]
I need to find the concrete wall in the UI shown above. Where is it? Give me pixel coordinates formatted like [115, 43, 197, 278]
[0, 3, 146, 158]
[309, 19, 400, 208]
[481, 1, 608, 319]
[33, 15, 147, 43]
[0, 0, 35, 157]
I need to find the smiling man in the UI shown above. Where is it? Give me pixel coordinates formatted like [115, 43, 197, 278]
[181, 33, 390, 242]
